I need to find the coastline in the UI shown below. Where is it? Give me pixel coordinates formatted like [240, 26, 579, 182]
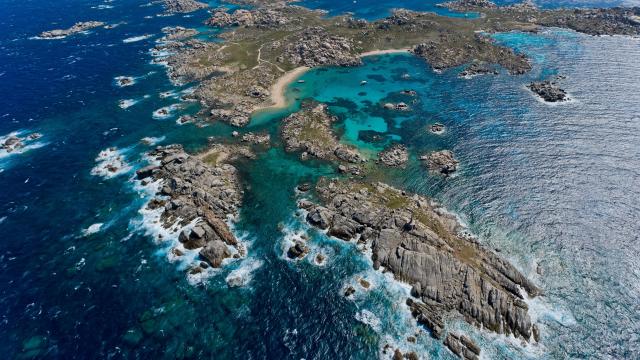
[254, 48, 411, 114]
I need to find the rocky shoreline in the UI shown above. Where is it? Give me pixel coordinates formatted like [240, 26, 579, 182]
[299, 178, 541, 355]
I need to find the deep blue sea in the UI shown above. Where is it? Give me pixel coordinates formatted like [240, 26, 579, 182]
[1, 0, 639, 359]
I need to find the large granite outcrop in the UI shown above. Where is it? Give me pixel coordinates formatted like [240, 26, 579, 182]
[411, 35, 531, 75]
[206, 8, 291, 28]
[300, 179, 540, 354]
[282, 27, 362, 67]
[137, 145, 248, 267]
[162, 0, 207, 13]
[281, 104, 365, 163]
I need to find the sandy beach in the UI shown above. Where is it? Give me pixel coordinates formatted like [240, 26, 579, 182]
[255, 48, 411, 113]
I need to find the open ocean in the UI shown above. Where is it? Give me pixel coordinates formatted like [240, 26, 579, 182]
[1, 0, 639, 359]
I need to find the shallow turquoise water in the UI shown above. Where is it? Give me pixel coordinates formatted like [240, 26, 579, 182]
[1, 0, 639, 359]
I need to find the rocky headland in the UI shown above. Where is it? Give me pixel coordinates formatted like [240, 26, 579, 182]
[38, 21, 105, 39]
[299, 178, 541, 355]
[136, 144, 249, 269]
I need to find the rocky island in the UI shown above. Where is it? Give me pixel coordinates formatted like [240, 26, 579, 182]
[38, 21, 105, 39]
[136, 144, 250, 270]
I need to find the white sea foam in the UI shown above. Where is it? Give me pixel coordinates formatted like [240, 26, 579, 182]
[114, 76, 135, 87]
[123, 34, 153, 43]
[82, 223, 104, 236]
[152, 104, 181, 119]
[0, 130, 47, 164]
[90, 147, 132, 179]
[118, 99, 138, 109]
[355, 309, 382, 332]
[140, 136, 165, 146]
[92, 4, 113, 9]
[226, 258, 264, 287]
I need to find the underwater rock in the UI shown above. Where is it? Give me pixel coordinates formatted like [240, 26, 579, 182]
[528, 80, 567, 102]
[241, 132, 271, 145]
[301, 178, 540, 346]
[421, 150, 458, 175]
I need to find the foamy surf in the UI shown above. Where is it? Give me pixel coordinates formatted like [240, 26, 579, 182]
[123, 34, 154, 43]
[225, 258, 264, 287]
[82, 223, 104, 236]
[90, 147, 132, 179]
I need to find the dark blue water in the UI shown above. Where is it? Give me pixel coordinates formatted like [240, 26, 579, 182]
[297, 0, 636, 19]
[1, 0, 639, 359]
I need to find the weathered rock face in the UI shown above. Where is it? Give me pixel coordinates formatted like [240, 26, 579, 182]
[421, 150, 459, 175]
[528, 80, 567, 102]
[440, 0, 497, 12]
[300, 179, 540, 351]
[378, 144, 409, 167]
[162, 0, 207, 14]
[282, 27, 362, 67]
[139, 145, 247, 267]
[281, 104, 365, 163]
[459, 61, 498, 78]
[444, 332, 482, 360]
[206, 8, 290, 28]
[38, 21, 105, 39]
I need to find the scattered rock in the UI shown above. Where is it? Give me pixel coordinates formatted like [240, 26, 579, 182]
[429, 123, 445, 135]
[528, 80, 567, 102]
[287, 241, 309, 259]
[344, 286, 356, 297]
